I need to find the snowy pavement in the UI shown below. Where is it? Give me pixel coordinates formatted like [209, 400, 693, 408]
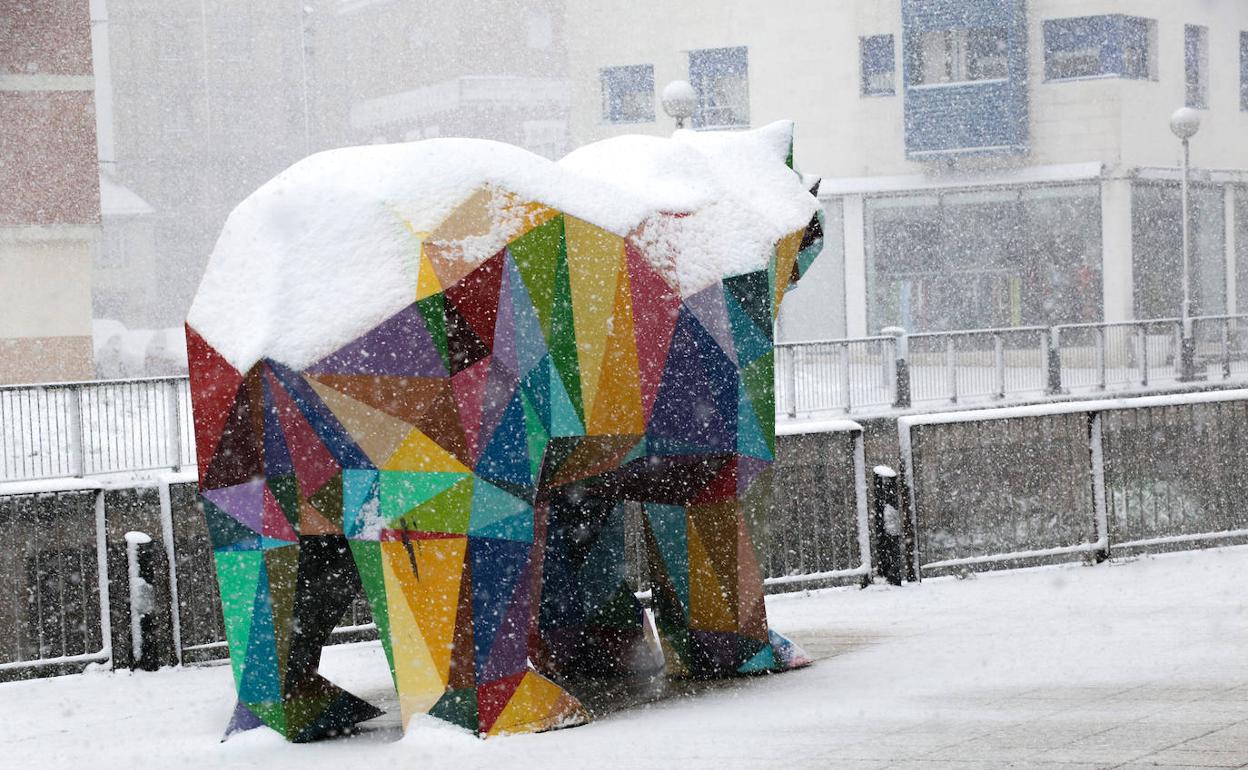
[4, 547, 1247, 769]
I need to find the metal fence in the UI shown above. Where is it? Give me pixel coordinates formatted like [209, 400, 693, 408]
[0, 425, 871, 676]
[2, 377, 193, 482]
[898, 389, 1248, 576]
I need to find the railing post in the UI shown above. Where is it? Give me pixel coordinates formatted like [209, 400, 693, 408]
[1222, 319, 1232, 380]
[1045, 327, 1063, 395]
[883, 326, 910, 410]
[871, 465, 904, 585]
[1096, 326, 1107, 390]
[945, 337, 957, 404]
[1178, 316, 1199, 382]
[164, 379, 182, 472]
[838, 343, 852, 414]
[66, 385, 85, 477]
[993, 332, 1005, 399]
[1138, 324, 1149, 387]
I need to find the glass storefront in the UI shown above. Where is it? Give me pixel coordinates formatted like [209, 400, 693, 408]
[1132, 182, 1225, 319]
[865, 184, 1102, 333]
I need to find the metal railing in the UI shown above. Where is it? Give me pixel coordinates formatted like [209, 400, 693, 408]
[777, 313, 1248, 417]
[2, 377, 193, 483]
[4, 314, 1248, 484]
[898, 389, 1248, 576]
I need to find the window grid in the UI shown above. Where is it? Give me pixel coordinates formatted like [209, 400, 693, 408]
[861, 35, 896, 96]
[1185, 24, 1209, 109]
[599, 64, 655, 124]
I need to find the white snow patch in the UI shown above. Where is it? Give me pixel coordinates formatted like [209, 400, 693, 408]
[188, 124, 817, 373]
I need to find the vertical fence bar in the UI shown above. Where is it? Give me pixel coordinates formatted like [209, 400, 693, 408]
[1222, 319, 1232, 379]
[783, 346, 798, 418]
[66, 386, 85, 478]
[1096, 326, 1107, 390]
[164, 380, 182, 472]
[1045, 327, 1063, 395]
[993, 333, 1005, 399]
[945, 337, 957, 404]
[1137, 324, 1149, 387]
[1088, 411, 1109, 561]
[839, 343, 852, 414]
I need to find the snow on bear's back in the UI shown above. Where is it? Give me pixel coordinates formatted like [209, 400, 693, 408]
[188, 123, 817, 374]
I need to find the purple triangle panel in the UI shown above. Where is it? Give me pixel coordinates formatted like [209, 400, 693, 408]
[203, 477, 266, 534]
[307, 303, 446, 377]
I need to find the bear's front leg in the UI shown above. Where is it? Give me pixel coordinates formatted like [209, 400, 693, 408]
[349, 509, 589, 737]
[216, 535, 383, 742]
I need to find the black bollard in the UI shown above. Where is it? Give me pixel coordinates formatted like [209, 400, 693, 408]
[871, 466, 904, 586]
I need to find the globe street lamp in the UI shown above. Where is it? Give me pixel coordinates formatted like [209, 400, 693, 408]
[1170, 106, 1201, 381]
[661, 80, 697, 129]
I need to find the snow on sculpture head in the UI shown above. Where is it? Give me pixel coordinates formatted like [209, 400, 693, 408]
[185, 122, 822, 743]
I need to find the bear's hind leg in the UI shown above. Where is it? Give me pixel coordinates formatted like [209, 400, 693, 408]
[641, 501, 810, 679]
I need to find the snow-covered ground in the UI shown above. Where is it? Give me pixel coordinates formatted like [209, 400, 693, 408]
[3, 547, 1247, 769]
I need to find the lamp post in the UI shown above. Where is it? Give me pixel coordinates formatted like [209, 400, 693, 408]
[661, 80, 697, 129]
[1170, 106, 1201, 381]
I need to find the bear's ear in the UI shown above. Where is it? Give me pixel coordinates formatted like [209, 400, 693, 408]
[805, 176, 821, 198]
[750, 120, 796, 169]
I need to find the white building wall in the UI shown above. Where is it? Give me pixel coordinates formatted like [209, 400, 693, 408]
[565, 0, 1248, 336]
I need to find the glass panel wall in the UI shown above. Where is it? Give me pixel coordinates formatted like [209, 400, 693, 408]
[866, 185, 1102, 333]
[1132, 183, 1225, 319]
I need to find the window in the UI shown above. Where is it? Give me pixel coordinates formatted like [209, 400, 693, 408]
[861, 35, 895, 96]
[1186, 25, 1209, 109]
[1043, 15, 1155, 81]
[1240, 32, 1247, 111]
[866, 186, 1103, 332]
[908, 27, 1007, 86]
[689, 46, 749, 128]
[600, 65, 654, 124]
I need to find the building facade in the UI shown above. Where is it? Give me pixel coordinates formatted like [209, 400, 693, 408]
[565, 0, 1248, 341]
[0, 0, 100, 383]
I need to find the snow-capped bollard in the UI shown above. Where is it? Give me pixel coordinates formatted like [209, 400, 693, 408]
[871, 466, 904, 586]
[124, 531, 159, 671]
[882, 326, 910, 410]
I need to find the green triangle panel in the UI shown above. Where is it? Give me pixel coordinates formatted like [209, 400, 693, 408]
[742, 351, 776, 456]
[380, 471, 469, 524]
[428, 688, 480, 732]
[508, 215, 562, 336]
[416, 293, 451, 373]
[214, 549, 264, 685]
[406, 475, 473, 534]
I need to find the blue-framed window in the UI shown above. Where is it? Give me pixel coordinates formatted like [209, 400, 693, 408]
[600, 64, 654, 123]
[1241, 32, 1248, 111]
[688, 46, 749, 129]
[907, 27, 1008, 85]
[1043, 15, 1154, 81]
[1186, 25, 1209, 109]
[861, 34, 895, 96]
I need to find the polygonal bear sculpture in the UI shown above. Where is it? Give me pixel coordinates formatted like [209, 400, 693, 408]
[186, 122, 823, 741]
